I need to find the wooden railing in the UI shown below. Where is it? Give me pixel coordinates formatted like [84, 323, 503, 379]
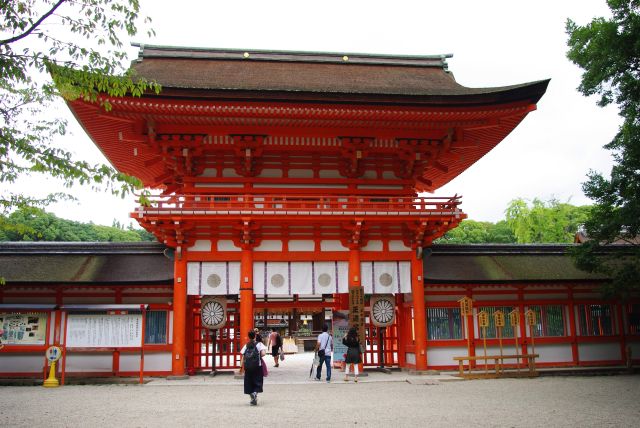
[134, 194, 463, 217]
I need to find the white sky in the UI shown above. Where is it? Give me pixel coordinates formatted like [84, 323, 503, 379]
[31, 0, 619, 226]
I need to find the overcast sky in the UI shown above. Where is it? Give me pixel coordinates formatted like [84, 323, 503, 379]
[33, 0, 620, 226]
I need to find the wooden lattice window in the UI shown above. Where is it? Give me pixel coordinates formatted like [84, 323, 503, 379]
[478, 306, 515, 338]
[145, 310, 168, 344]
[577, 304, 615, 336]
[528, 305, 566, 337]
[628, 304, 640, 335]
[427, 307, 463, 340]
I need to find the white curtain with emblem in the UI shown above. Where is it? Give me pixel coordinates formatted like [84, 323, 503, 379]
[187, 262, 240, 295]
[361, 261, 411, 294]
[253, 261, 348, 295]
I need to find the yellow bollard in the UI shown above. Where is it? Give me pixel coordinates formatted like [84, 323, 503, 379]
[43, 346, 62, 388]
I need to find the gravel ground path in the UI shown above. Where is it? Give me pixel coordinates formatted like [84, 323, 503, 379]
[1, 375, 639, 427]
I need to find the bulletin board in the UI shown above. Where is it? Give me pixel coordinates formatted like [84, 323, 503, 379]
[65, 314, 143, 348]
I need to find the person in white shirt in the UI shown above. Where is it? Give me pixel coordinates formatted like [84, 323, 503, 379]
[241, 330, 267, 405]
[314, 324, 333, 382]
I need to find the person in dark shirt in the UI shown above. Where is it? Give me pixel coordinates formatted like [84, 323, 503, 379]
[342, 327, 361, 382]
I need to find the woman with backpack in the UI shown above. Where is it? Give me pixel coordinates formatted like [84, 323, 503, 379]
[342, 327, 362, 382]
[240, 330, 267, 405]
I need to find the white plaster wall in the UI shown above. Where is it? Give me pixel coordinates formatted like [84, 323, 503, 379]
[253, 183, 346, 189]
[188, 240, 212, 252]
[199, 168, 217, 177]
[389, 240, 411, 251]
[320, 240, 348, 251]
[628, 342, 640, 362]
[257, 169, 283, 178]
[405, 352, 416, 365]
[254, 240, 283, 251]
[357, 184, 403, 190]
[194, 183, 242, 188]
[120, 352, 171, 372]
[535, 344, 573, 363]
[222, 168, 241, 177]
[578, 343, 621, 362]
[361, 240, 383, 251]
[217, 240, 240, 251]
[319, 170, 342, 179]
[65, 353, 113, 372]
[288, 169, 314, 178]
[427, 346, 467, 367]
[0, 354, 45, 373]
[289, 240, 315, 251]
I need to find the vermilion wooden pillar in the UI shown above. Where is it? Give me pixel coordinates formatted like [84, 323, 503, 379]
[395, 294, 406, 367]
[348, 248, 364, 372]
[239, 248, 254, 347]
[411, 252, 428, 370]
[172, 255, 187, 376]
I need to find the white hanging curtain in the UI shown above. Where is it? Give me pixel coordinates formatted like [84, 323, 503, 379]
[186, 262, 240, 295]
[253, 261, 348, 295]
[361, 261, 411, 294]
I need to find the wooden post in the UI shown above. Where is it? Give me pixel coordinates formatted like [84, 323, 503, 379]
[172, 253, 187, 376]
[348, 247, 365, 372]
[411, 251, 428, 370]
[239, 248, 254, 351]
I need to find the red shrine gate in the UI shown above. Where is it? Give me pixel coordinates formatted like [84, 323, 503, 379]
[65, 45, 548, 375]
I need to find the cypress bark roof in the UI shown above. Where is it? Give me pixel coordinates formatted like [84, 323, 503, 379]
[131, 45, 549, 105]
[425, 244, 609, 283]
[0, 242, 173, 284]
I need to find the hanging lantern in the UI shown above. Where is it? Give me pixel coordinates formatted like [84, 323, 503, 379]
[477, 310, 489, 328]
[494, 310, 505, 328]
[458, 296, 473, 316]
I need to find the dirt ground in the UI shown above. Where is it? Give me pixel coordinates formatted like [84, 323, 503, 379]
[1, 374, 639, 427]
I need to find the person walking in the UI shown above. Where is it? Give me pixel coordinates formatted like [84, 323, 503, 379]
[267, 329, 283, 367]
[241, 330, 266, 406]
[314, 324, 333, 382]
[342, 327, 361, 382]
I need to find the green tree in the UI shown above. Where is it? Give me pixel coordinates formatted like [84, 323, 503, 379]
[435, 219, 516, 244]
[0, 207, 156, 242]
[505, 198, 590, 244]
[0, 0, 160, 213]
[566, 1, 640, 295]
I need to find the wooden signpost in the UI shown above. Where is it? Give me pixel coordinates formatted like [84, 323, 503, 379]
[349, 287, 365, 343]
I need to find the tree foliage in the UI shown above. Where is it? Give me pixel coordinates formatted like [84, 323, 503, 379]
[435, 220, 516, 244]
[0, 207, 156, 242]
[566, 1, 640, 295]
[505, 198, 590, 244]
[0, 0, 160, 213]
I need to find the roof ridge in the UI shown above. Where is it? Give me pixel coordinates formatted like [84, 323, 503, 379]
[132, 43, 453, 68]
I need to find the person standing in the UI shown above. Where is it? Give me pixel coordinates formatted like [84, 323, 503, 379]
[254, 328, 263, 344]
[268, 329, 283, 367]
[342, 327, 361, 382]
[241, 330, 267, 406]
[314, 324, 333, 382]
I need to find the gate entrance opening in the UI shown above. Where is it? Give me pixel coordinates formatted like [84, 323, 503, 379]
[187, 295, 399, 372]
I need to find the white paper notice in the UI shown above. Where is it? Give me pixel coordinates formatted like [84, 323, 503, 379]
[66, 314, 143, 347]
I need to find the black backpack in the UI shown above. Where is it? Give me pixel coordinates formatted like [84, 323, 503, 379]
[244, 341, 260, 370]
[275, 333, 283, 348]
